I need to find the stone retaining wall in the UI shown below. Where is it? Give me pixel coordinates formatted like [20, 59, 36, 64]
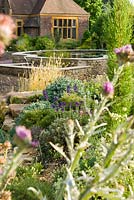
[0, 54, 108, 93]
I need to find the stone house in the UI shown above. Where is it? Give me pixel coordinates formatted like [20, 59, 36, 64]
[0, 0, 89, 40]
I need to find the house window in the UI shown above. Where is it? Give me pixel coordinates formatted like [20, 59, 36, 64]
[52, 18, 78, 40]
[16, 20, 23, 36]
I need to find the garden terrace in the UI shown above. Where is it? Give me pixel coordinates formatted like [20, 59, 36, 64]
[0, 49, 108, 93]
[12, 49, 108, 78]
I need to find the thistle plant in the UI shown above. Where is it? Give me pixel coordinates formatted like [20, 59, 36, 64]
[0, 126, 38, 199]
[48, 45, 134, 200]
[29, 45, 134, 200]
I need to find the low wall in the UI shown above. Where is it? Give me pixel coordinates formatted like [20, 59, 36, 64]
[63, 59, 107, 79]
[0, 57, 107, 79]
[0, 50, 108, 93]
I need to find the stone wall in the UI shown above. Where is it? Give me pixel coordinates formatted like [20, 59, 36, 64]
[0, 57, 107, 94]
[40, 16, 52, 36]
[78, 16, 89, 39]
[63, 59, 107, 80]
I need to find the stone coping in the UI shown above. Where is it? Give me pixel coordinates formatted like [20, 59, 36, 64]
[13, 49, 108, 55]
[0, 63, 106, 70]
[12, 49, 108, 61]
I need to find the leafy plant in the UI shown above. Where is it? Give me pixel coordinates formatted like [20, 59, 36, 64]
[44, 77, 84, 103]
[35, 36, 55, 50]
[15, 34, 32, 51]
[23, 101, 51, 112]
[56, 39, 80, 49]
[102, 0, 133, 132]
[16, 108, 57, 129]
[39, 112, 89, 163]
[15, 163, 43, 178]
[9, 94, 43, 104]
[59, 92, 84, 110]
[8, 176, 54, 200]
[0, 101, 8, 127]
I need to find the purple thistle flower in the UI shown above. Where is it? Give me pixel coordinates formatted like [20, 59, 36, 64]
[103, 82, 114, 98]
[16, 126, 32, 142]
[43, 90, 48, 100]
[15, 126, 39, 148]
[114, 44, 133, 55]
[31, 141, 39, 147]
[114, 45, 134, 64]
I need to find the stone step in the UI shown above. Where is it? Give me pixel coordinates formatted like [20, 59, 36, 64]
[9, 104, 29, 118]
[7, 90, 42, 104]
[0, 95, 7, 103]
[3, 115, 15, 131]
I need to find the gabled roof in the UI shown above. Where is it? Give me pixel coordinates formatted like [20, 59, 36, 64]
[40, 0, 88, 15]
[8, 0, 88, 16]
[9, 0, 39, 15]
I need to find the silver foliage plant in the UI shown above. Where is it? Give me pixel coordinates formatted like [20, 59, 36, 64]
[30, 45, 134, 200]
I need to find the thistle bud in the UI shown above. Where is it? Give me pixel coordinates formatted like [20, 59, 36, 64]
[114, 44, 133, 64]
[103, 82, 114, 98]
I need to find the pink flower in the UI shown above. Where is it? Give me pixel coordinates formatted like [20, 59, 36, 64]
[16, 126, 32, 144]
[103, 82, 114, 98]
[114, 45, 133, 55]
[0, 14, 15, 55]
[15, 126, 39, 148]
[31, 141, 39, 147]
[0, 14, 15, 41]
[114, 45, 134, 65]
[0, 41, 5, 55]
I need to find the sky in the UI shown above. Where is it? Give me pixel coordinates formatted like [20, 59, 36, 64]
[130, 0, 134, 5]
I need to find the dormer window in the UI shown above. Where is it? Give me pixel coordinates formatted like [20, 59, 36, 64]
[52, 17, 78, 40]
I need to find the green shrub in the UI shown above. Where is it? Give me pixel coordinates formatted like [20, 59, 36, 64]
[103, 0, 134, 133]
[8, 164, 54, 200]
[59, 92, 84, 110]
[7, 38, 18, 51]
[16, 108, 56, 129]
[35, 36, 55, 50]
[23, 101, 51, 111]
[105, 64, 133, 132]
[0, 129, 10, 142]
[44, 77, 84, 103]
[10, 101, 52, 138]
[15, 34, 32, 51]
[81, 30, 90, 44]
[39, 112, 89, 163]
[16, 163, 43, 178]
[9, 177, 54, 200]
[79, 37, 92, 49]
[83, 80, 102, 110]
[9, 94, 43, 104]
[56, 39, 80, 49]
